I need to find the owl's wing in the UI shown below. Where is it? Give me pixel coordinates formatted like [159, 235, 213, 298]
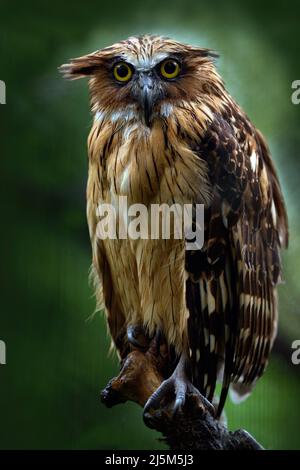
[186, 112, 288, 415]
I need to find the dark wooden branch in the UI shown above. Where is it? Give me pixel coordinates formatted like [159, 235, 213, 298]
[100, 336, 263, 450]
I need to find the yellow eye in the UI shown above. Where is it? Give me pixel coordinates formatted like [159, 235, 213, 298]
[160, 59, 181, 79]
[113, 62, 133, 82]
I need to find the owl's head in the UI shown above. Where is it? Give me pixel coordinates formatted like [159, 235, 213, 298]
[60, 35, 220, 127]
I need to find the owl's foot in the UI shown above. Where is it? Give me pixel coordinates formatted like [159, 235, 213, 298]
[143, 354, 214, 427]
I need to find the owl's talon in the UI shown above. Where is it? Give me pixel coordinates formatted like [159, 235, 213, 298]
[143, 354, 214, 426]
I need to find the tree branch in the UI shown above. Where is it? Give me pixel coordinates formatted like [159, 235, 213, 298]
[100, 336, 263, 450]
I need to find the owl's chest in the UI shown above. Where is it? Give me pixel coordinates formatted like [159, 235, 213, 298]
[87, 121, 211, 340]
[98, 122, 210, 207]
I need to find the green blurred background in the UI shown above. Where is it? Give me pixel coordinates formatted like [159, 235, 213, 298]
[1, 0, 300, 450]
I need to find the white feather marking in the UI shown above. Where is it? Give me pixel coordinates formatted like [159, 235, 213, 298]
[120, 164, 132, 193]
[243, 293, 251, 310]
[160, 103, 174, 118]
[271, 200, 277, 225]
[241, 327, 251, 340]
[124, 52, 169, 70]
[95, 107, 138, 123]
[110, 108, 137, 122]
[210, 334, 216, 353]
[221, 201, 229, 228]
[250, 150, 258, 173]
[95, 110, 105, 122]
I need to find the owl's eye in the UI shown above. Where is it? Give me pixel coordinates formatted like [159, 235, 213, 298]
[159, 59, 181, 79]
[113, 62, 133, 82]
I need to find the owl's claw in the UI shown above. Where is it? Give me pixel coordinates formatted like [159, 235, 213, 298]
[143, 354, 214, 427]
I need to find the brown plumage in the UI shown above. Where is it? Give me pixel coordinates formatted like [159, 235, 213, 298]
[60, 35, 288, 416]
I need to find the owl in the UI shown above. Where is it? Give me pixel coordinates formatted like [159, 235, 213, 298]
[60, 35, 288, 417]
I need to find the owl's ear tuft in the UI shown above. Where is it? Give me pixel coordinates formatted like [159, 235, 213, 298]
[59, 54, 103, 80]
[189, 47, 219, 60]
[201, 49, 219, 59]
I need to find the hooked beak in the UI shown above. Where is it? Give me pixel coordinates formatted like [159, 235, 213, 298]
[137, 73, 156, 127]
[142, 88, 153, 127]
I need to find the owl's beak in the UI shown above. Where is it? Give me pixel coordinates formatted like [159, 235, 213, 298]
[137, 73, 156, 127]
[142, 89, 153, 127]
